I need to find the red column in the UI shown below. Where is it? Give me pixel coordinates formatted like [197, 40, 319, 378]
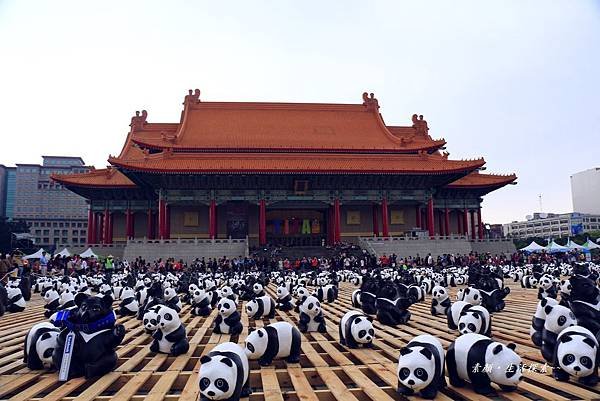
[165, 204, 171, 240]
[97, 213, 103, 244]
[470, 210, 476, 240]
[213, 202, 218, 238]
[444, 208, 450, 236]
[103, 209, 110, 244]
[372, 204, 379, 236]
[381, 198, 389, 237]
[415, 205, 421, 230]
[86, 208, 94, 244]
[334, 198, 341, 243]
[209, 200, 216, 239]
[158, 197, 166, 239]
[147, 209, 154, 239]
[259, 199, 266, 246]
[107, 212, 113, 244]
[427, 198, 435, 237]
[477, 207, 484, 240]
[125, 209, 134, 239]
[463, 208, 469, 238]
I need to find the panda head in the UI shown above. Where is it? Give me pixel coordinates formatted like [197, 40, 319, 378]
[199, 354, 237, 400]
[556, 329, 598, 378]
[252, 283, 263, 295]
[36, 330, 59, 368]
[59, 289, 74, 305]
[157, 306, 180, 332]
[559, 280, 572, 295]
[539, 275, 553, 290]
[276, 286, 289, 299]
[193, 289, 207, 303]
[529, 277, 538, 288]
[143, 305, 163, 332]
[44, 289, 59, 304]
[350, 316, 374, 344]
[189, 284, 199, 294]
[244, 327, 268, 359]
[164, 287, 176, 301]
[397, 346, 435, 391]
[219, 286, 234, 299]
[486, 342, 522, 386]
[294, 287, 309, 303]
[544, 305, 577, 334]
[431, 286, 448, 301]
[245, 299, 260, 316]
[300, 296, 321, 317]
[463, 287, 481, 306]
[458, 311, 483, 335]
[217, 299, 236, 317]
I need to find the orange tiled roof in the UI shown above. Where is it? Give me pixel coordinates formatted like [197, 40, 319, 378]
[129, 93, 443, 153]
[108, 152, 485, 174]
[447, 172, 517, 188]
[51, 168, 136, 188]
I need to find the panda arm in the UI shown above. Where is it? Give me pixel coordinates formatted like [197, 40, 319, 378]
[299, 312, 310, 324]
[152, 330, 163, 341]
[223, 311, 240, 324]
[165, 325, 186, 342]
[213, 314, 223, 326]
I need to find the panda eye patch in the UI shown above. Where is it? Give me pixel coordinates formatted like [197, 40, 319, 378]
[358, 330, 366, 338]
[558, 316, 567, 325]
[308, 303, 313, 310]
[200, 377, 210, 390]
[580, 356, 593, 368]
[215, 378, 229, 391]
[399, 367, 410, 379]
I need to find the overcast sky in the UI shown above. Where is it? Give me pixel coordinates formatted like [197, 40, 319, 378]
[1, 1, 598, 224]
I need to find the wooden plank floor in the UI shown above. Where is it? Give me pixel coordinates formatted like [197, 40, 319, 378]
[1, 282, 600, 401]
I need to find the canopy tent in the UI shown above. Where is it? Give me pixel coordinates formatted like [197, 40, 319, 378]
[520, 241, 546, 253]
[79, 248, 99, 259]
[584, 238, 600, 250]
[546, 240, 569, 253]
[56, 248, 71, 257]
[566, 239, 587, 251]
[23, 248, 47, 260]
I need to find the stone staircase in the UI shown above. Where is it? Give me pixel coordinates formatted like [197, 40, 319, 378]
[122, 238, 248, 263]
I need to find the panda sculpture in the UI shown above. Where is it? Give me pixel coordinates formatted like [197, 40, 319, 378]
[219, 286, 238, 303]
[538, 275, 558, 300]
[541, 304, 577, 363]
[521, 275, 538, 289]
[447, 301, 472, 331]
[275, 286, 295, 312]
[351, 289, 362, 308]
[339, 310, 374, 348]
[447, 333, 522, 395]
[6, 287, 26, 312]
[244, 321, 301, 366]
[530, 297, 558, 347]
[118, 287, 139, 316]
[552, 325, 599, 386]
[298, 295, 326, 333]
[359, 279, 379, 315]
[314, 284, 338, 304]
[252, 283, 266, 297]
[164, 287, 182, 313]
[191, 289, 212, 317]
[568, 275, 600, 335]
[213, 298, 243, 335]
[397, 334, 446, 399]
[150, 306, 189, 356]
[407, 285, 425, 303]
[143, 304, 164, 334]
[430, 286, 451, 316]
[462, 287, 482, 306]
[23, 322, 60, 370]
[199, 342, 251, 401]
[44, 289, 60, 318]
[293, 286, 310, 312]
[558, 279, 572, 307]
[458, 305, 491, 336]
[246, 295, 276, 319]
[58, 290, 76, 310]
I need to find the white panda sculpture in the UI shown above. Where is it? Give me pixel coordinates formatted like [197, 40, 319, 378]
[530, 297, 558, 347]
[298, 295, 326, 333]
[314, 284, 338, 303]
[552, 325, 599, 385]
[118, 287, 139, 316]
[6, 287, 26, 312]
[213, 298, 242, 335]
[143, 304, 164, 334]
[458, 305, 491, 336]
[275, 286, 295, 311]
[447, 301, 472, 331]
[447, 333, 523, 395]
[199, 342, 251, 401]
[23, 322, 60, 370]
[351, 289, 362, 308]
[244, 321, 301, 366]
[541, 304, 577, 363]
[164, 287, 182, 313]
[430, 286, 451, 316]
[252, 283, 265, 297]
[339, 310, 374, 348]
[191, 289, 212, 317]
[462, 287, 482, 306]
[245, 295, 275, 319]
[44, 289, 60, 318]
[397, 334, 446, 399]
[293, 286, 310, 311]
[219, 286, 237, 303]
[521, 275, 538, 289]
[150, 306, 189, 356]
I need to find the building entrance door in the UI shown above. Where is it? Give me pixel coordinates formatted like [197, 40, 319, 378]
[266, 209, 326, 246]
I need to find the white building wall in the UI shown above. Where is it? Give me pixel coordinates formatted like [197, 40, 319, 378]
[571, 168, 600, 214]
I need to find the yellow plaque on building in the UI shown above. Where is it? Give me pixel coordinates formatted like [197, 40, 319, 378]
[183, 211, 199, 227]
[346, 210, 360, 225]
[391, 210, 404, 224]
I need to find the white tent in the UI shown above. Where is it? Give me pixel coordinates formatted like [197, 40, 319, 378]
[79, 248, 99, 259]
[56, 247, 71, 257]
[23, 248, 47, 260]
[584, 238, 600, 250]
[520, 241, 546, 253]
[546, 240, 569, 253]
[566, 239, 587, 250]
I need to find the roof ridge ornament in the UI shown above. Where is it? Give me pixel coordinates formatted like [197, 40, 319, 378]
[412, 114, 429, 136]
[184, 89, 201, 105]
[130, 110, 148, 131]
[362, 92, 379, 112]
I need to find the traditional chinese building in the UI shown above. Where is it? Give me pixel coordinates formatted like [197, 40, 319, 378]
[52, 90, 516, 247]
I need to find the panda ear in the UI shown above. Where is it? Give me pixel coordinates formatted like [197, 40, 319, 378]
[74, 293, 88, 307]
[366, 316, 373, 323]
[541, 299, 548, 307]
[399, 347, 412, 356]
[507, 343, 516, 351]
[583, 338, 596, 348]
[492, 344, 503, 355]
[355, 317, 361, 323]
[200, 355, 212, 364]
[561, 334, 573, 343]
[544, 305, 553, 315]
[420, 348, 433, 360]
[460, 311, 467, 316]
[257, 330, 264, 338]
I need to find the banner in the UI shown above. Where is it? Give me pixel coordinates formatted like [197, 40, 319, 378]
[183, 212, 199, 227]
[346, 210, 361, 225]
[391, 210, 405, 224]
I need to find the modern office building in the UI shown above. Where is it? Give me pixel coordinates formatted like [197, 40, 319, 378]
[503, 212, 600, 239]
[0, 165, 16, 218]
[571, 168, 600, 215]
[12, 156, 90, 247]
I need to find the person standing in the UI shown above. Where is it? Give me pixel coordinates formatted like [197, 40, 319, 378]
[40, 251, 48, 276]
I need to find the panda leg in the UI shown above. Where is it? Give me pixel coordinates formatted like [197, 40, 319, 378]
[418, 384, 438, 400]
[578, 371, 599, 386]
[396, 381, 414, 396]
[150, 339, 160, 353]
[338, 325, 346, 346]
[84, 352, 117, 378]
[231, 322, 243, 336]
[170, 339, 190, 356]
[317, 320, 327, 333]
[240, 377, 252, 397]
[445, 344, 466, 387]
